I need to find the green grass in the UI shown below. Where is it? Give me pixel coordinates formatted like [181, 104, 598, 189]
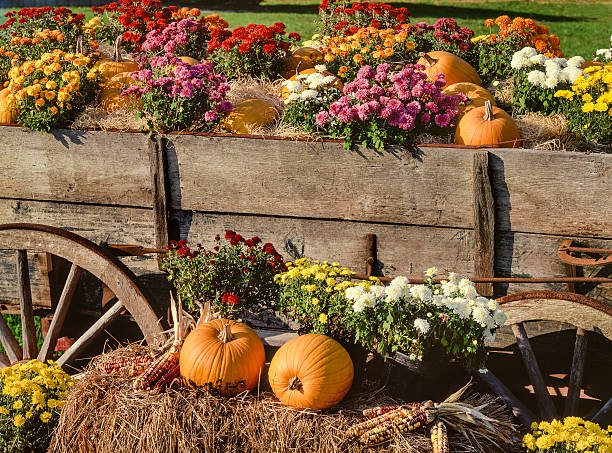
[1, 1, 611, 58]
[0, 314, 44, 359]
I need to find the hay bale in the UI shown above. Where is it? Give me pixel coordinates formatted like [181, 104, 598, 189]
[48, 346, 519, 453]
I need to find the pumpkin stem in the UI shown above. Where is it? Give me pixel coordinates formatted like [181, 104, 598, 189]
[419, 52, 436, 67]
[113, 35, 124, 63]
[76, 35, 83, 55]
[482, 100, 494, 121]
[287, 376, 302, 391]
[218, 323, 234, 343]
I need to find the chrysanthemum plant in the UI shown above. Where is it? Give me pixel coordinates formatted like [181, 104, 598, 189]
[7, 49, 102, 132]
[140, 17, 209, 60]
[316, 63, 466, 150]
[511, 47, 585, 115]
[555, 63, 612, 145]
[282, 64, 342, 132]
[206, 22, 300, 80]
[0, 360, 73, 453]
[344, 268, 508, 370]
[522, 417, 612, 452]
[162, 231, 285, 318]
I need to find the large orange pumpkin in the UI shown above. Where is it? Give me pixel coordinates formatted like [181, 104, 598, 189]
[220, 98, 279, 134]
[455, 100, 521, 148]
[95, 36, 139, 81]
[280, 68, 343, 99]
[99, 72, 141, 113]
[179, 319, 265, 396]
[268, 334, 354, 410]
[178, 56, 200, 65]
[0, 88, 17, 124]
[417, 51, 482, 88]
[282, 47, 323, 79]
[443, 82, 496, 125]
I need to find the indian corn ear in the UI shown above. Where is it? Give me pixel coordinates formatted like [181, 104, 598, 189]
[362, 403, 421, 418]
[358, 408, 430, 445]
[348, 406, 420, 438]
[430, 421, 449, 453]
[98, 354, 153, 376]
[133, 351, 180, 390]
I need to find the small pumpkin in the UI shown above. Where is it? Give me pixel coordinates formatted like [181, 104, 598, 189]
[179, 319, 265, 396]
[455, 100, 520, 148]
[417, 51, 482, 88]
[0, 88, 17, 124]
[580, 60, 604, 70]
[220, 98, 279, 134]
[268, 334, 354, 410]
[178, 56, 200, 66]
[99, 72, 141, 113]
[280, 67, 343, 99]
[443, 82, 496, 125]
[95, 36, 139, 81]
[282, 47, 323, 79]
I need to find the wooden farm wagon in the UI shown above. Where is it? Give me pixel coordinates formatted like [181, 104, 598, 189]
[0, 124, 610, 427]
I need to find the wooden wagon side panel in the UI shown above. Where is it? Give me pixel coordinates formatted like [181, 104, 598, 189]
[0, 127, 152, 208]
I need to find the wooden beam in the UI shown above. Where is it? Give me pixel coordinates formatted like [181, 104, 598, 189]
[38, 264, 82, 362]
[475, 367, 536, 427]
[148, 135, 169, 271]
[512, 322, 558, 420]
[0, 314, 21, 364]
[472, 150, 495, 297]
[17, 250, 37, 360]
[592, 396, 612, 425]
[57, 299, 124, 367]
[564, 328, 588, 417]
[0, 351, 9, 368]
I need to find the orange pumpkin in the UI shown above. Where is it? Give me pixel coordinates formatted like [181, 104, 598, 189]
[455, 100, 521, 148]
[0, 88, 17, 124]
[282, 47, 323, 79]
[99, 72, 141, 113]
[281, 68, 343, 99]
[179, 319, 265, 396]
[220, 98, 279, 134]
[178, 56, 200, 65]
[268, 334, 354, 410]
[95, 36, 139, 81]
[443, 82, 496, 125]
[417, 51, 482, 88]
[580, 60, 604, 70]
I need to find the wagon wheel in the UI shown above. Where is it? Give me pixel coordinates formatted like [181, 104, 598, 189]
[477, 290, 612, 427]
[0, 223, 165, 370]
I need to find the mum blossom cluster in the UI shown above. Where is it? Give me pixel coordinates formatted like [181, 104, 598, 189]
[511, 47, 584, 89]
[282, 65, 339, 103]
[317, 63, 466, 130]
[141, 17, 203, 56]
[403, 17, 474, 52]
[595, 34, 612, 62]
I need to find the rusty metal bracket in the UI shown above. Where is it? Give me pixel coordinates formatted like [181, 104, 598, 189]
[558, 240, 612, 267]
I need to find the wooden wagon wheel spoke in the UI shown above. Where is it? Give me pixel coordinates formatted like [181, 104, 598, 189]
[17, 249, 38, 360]
[0, 351, 9, 368]
[511, 322, 558, 421]
[0, 310, 22, 363]
[486, 291, 612, 426]
[56, 298, 124, 367]
[564, 328, 588, 417]
[0, 223, 165, 371]
[37, 263, 82, 363]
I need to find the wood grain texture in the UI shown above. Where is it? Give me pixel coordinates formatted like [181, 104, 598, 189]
[564, 328, 588, 417]
[0, 127, 151, 207]
[147, 136, 169, 270]
[473, 151, 495, 297]
[0, 313, 22, 363]
[17, 250, 37, 360]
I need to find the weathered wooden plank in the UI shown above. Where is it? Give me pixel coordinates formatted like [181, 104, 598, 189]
[473, 150, 495, 297]
[17, 250, 38, 360]
[166, 136, 476, 229]
[148, 136, 169, 270]
[0, 313, 22, 363]
[564, 328, 588, 416]
[512, 322, 558, 420]
[489, 148, 612, 239]
[0, 127, 151, 207]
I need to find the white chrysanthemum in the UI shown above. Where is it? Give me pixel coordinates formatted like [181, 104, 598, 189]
[284, 80, 303, 93]
[493, 309, 508, 326]
[452, 298, 472, 319]
[543, 76, 558, 89]
[285, 93, 300, 103]
[448, 272, 459, 284]
[472, 306, 488, 324]
[413, 318, 430, 334]
[595, 48, 612, 60]
[305, 72, 325, 89]
[314, 64, 327, 72]
[566, 55, 585, 68]
[345, 285, 365, 301]
[521, 47, 538, 57]
[529, 54, 546, 65]
[425, 267, 438, 278]
[460, 284, 478, 300]
[561, 66, 583, 83]
[487, 299, 499, 311]
[441, 281, 458, 296]
[353, 299, 366, 313]
[410, 285, 432, 302]
[370, 285, 385, 298]
[322, 75, 337, 86]
[458, 278, 472, 288]
[390, 276, 410, 287]
[511, 52, 527, 69]
[358, 292, 377, 308]
[432, 295, 444, 306]
[300, 89, 318, 100]
[527, 70, 546, 87]
[385, 284, 402, 302]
